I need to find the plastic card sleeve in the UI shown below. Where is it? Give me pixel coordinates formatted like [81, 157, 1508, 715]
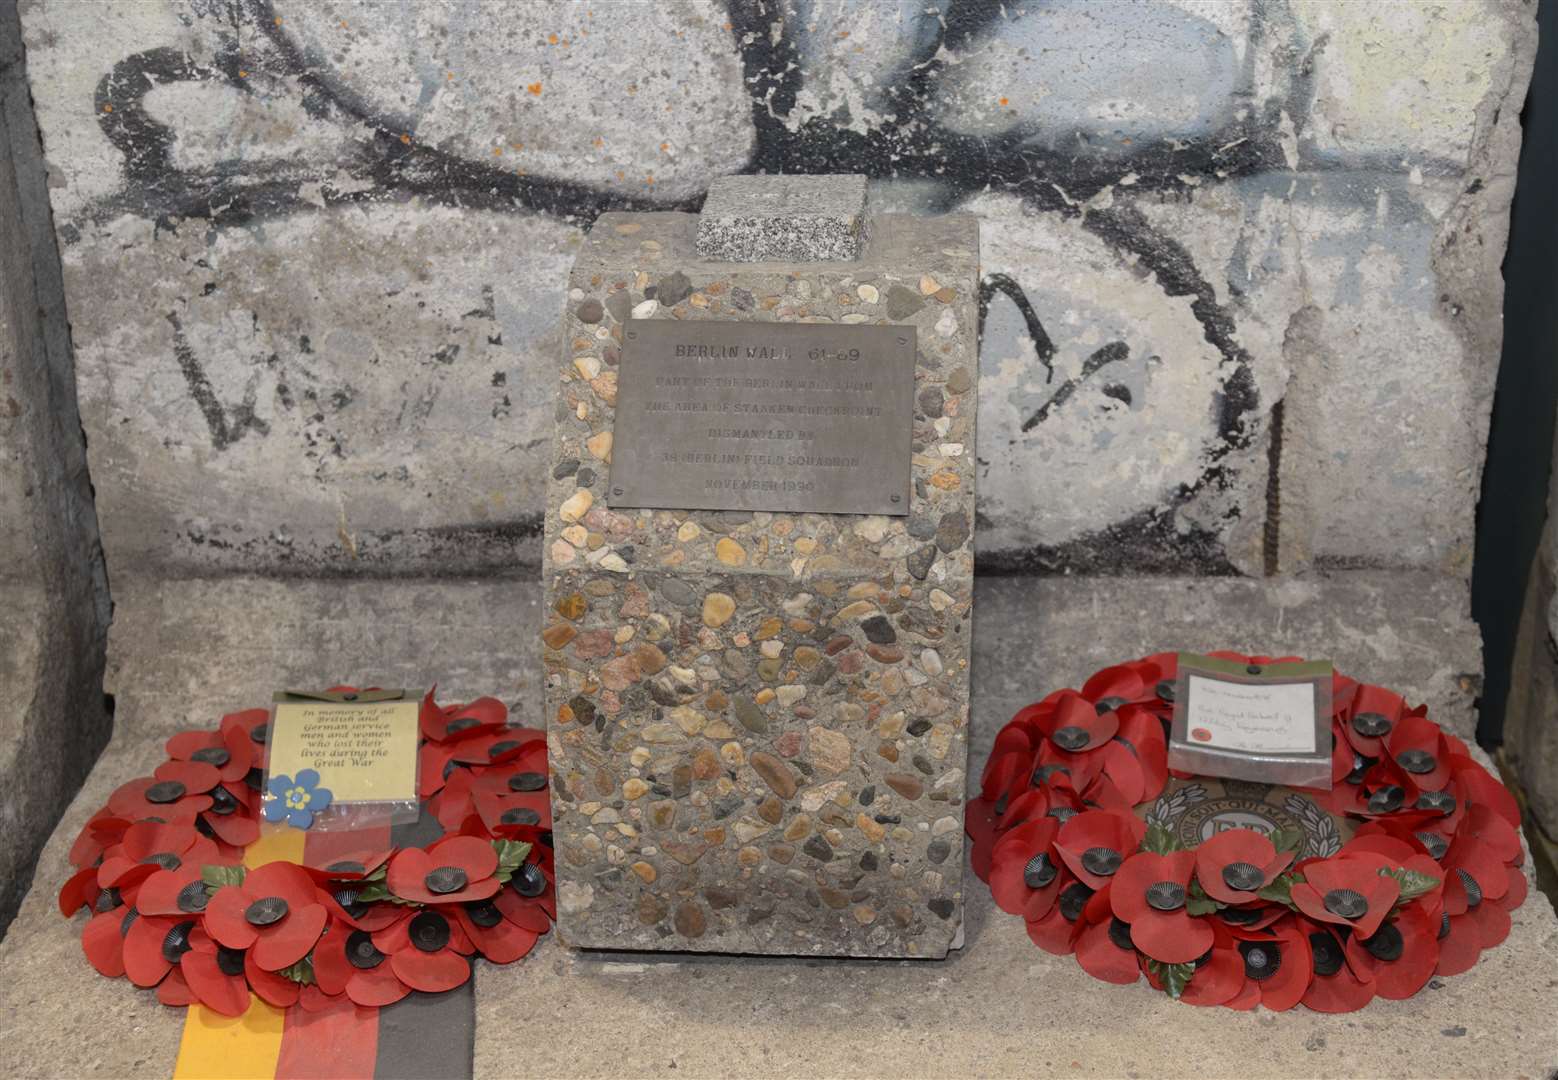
[1167, 654, 1333, 790]
[263, 688, 423, 830]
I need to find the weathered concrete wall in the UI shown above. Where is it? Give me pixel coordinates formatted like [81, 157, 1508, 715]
[14, 0, 1533, 581]
[0, 4, 111, 936]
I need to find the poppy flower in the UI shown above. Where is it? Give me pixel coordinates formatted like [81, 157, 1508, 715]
[1109, 849, 1212, 963]
[246, 948, 302, 1008]
[123, 910, 202, 989]
[1383, 713, 1451, 792]
[96, 821, 220, 894]
[67, 810, 130, 870]
[1447, 754, 1521, 828]
[450, 727, 545, 767]
[1024, 878, 1093, 956]
[166, 725, 254, 784]
[178, 926, 252, 1016]
[453, 891, 545, 964]
[1344, 903, 1438, 999]
[373, 909, 475, 992]
[988, 817, 1062, 918]
[59, 866, 104, 918]
[1032, 690, 1120, 755]
[1194, 828, 1294, 905]
[980, 713, 1047, 804]
[421, 689, 508, 743]
[1053, 810, 1145, 890]
[1290, 856, 1399, 938]
[1100, 704, 1168, 806]
[1224, 917, 1312, 1011]
[1074, 885, 1142, 986]
[493, 849, 556, 927]
[1351, 754, 1423, 818]
[81, 903, 137, 977]
[1179, 922, 1245, 1007]
[204, 861, 328, 970]
[1299, 918, 1378, 1013]
[137, 864, 221, 918]
[386, 835, 500, 905]
[312, 918, 413, 1007]
[263, 769, 333, 829]
[107, 775, 212, 824]
[1340, 684, 1406, 758]
[1437, 864, 1528, 975]
[473, 789, 552, 839]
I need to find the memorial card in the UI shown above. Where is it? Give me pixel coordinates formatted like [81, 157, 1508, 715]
[264, 688, 421, 827]
[1168, 653, 1333, 789]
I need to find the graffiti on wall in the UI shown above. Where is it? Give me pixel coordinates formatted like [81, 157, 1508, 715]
[35, 0, 1502, 574]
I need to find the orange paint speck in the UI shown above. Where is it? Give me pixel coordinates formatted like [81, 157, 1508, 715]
[548, 33, 558, 45]
[273, 17, 283, 26]
[645, 175, 655, 186]
[528, 82, 543, 95]
[238, 70, 248, 78]
[724, 22, 732, 30]
[660, 142, 670, 152]
[998, 97, 1009, 106]
[492, 146, 503, 156]
[101, 103, 113, 113]
[340, 20, 348, 29]
[837, 31, 850, 38]
[400, 134, 412, 145]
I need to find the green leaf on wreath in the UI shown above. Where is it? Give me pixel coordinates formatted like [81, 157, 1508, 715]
[1268, 827, 1306, 856]
[365, 863, 388, 882]
[1381, 866, 1440, 903]
[201, 864, 246, 891]
[1185, 878, 1223, 916]
[354, 881, 389, 904]
[492, 839, 534, 884]
[1147, 959, 1196, 1000]
[278, 956, 315, 985]
[1257, 871, 1303, 907]
[1142, 823, 1184, 855]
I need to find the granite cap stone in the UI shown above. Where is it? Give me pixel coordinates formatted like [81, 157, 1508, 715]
[696, 174, 868, 262]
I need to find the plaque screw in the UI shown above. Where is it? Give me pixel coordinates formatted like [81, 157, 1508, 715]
[896, 337, 907, 346]
[613, 487, 624, 496]
[890, 494, 901, 503]
[626, 330, 637, 340]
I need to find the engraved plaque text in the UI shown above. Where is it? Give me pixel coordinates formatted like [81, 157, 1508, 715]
[608, 321, 914, 515]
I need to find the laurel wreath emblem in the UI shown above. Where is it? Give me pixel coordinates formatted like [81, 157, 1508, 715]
[1145, 782, 1207, 830]
[1283, 792, 1342, 857]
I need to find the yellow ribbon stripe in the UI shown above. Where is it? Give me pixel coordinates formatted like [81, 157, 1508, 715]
[171, 824, 307, 1080]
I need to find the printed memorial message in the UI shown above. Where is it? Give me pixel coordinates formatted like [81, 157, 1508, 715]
[608, 321, 915, 516]
[267, 698, 419, 803]
[1168, 653, 1334, 788]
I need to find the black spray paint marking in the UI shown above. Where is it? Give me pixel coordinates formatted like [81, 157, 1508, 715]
[79, 0, 1332, 573]
[166, 311, 270, 450]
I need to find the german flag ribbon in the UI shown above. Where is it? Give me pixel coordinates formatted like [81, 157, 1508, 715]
[172, 815, 474, 1080]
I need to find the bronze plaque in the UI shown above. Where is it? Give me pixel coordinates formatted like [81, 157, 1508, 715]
[607, 321, 915, 515]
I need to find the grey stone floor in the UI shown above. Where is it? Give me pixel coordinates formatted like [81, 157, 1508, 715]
[1, 572, 1554, 1079]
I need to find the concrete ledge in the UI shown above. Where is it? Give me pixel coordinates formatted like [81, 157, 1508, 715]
[0, 573, 1551, 1079]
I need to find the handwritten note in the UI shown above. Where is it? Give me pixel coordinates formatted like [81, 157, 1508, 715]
[267, 700, 419, 803]
[1183, 676, 1317, 754]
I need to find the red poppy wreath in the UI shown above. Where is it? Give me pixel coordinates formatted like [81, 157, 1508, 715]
[965, 652, 1529, 1012]
[57, 689, 555, 1015]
